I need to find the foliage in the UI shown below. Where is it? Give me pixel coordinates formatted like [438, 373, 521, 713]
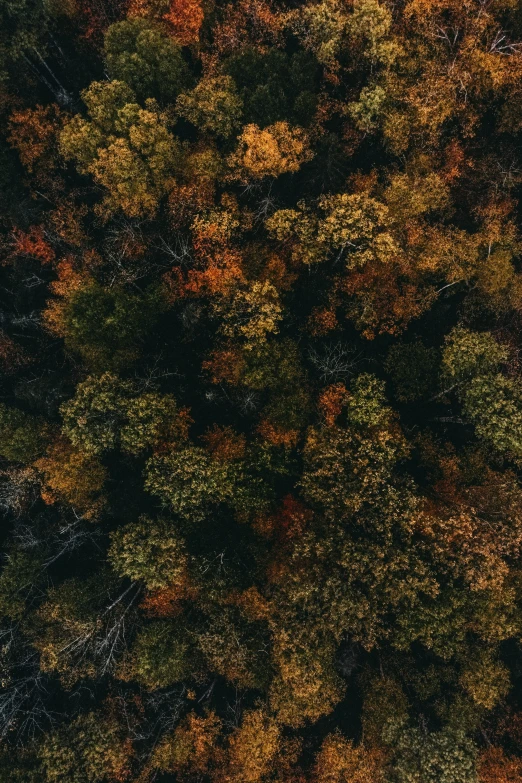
[60, 373, 182, 455]
[46, 280, 164, 370]
[104, 18, 191, 102]
[227, 122, 313, 181]
[3, 0, 522, 778]
[108, 516, 187, 590]
[60, 80, 183, 217]
[0, 404, 47, 463]
[177, 76, 243, 138]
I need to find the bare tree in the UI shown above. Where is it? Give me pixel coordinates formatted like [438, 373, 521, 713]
[0, 626, 55, 741]
[0, 468, 40, 517]
[308, 341, 362, 382]
[54, 583, 142, 680]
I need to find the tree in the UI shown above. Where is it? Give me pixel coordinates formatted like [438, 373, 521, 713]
[266, 192, 399, 268]
[0, 0, 48, 83]
[104, 18, 192, 102]
[127, 0, 204, 45]
[32, 574, 140, 686]
[8, 103, 65, 192]
[60, 373, 182, 455]
[268, 622, 346, 727]
[227, 122, 313, 181]
[285, 0, 350, 69]
[118, 619, 196, 689]
[385, 723, 478, 783]
[0, 547, 46, 620]
[224, 46, 319, 127]
[213, 280, 283, 348]
[144, 445, 236, 521]
[60, 373, 134, 454]
[301, 374, 410, 518]
[45, 280, 165, 371]
[458, 648, 510, 711]
[0, 404, 47, 463]
[463, 374, 522, 461]
[151, 711, 222, 779]
[314, 732, 387, 783]
[224, 709, 282, 783]
[177, 76, 243, 138]
[478, 747, 522, 783]
[441, 329, 508, 385]
[39, 711, 133, 783]
[34, 438, 107, 518]
[441, 329, 522, 460]
[108, 516, 187, 590]
[60, 81, 183, 217]
[197, 605, 270, 689]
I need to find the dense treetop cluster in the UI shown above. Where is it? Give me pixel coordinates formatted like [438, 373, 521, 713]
[3, 0, 522, 780]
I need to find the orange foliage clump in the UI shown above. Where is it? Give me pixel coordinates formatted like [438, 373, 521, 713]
[257, 419, 299, 449]
[442, 140, 467, 184]
[153, 711, 223, 777]
[128, 0, 204, 45]
[42, 254, 100, 337]
[254, 495, 312, 541]
[226, 586, 271, 622]
[10, 226, 55, 265]
[202, 425, 246, 461]
[140, 583, 198, 617]
[162, 0, 204, 45]
[202, 347, 246, 385]
[314, 732, 387, 783]
[478, 747, 522, 783]
[165, 207, 245, 300]
[307, 306, 339, 337]
[35, 438, 107, 518]
[211, 0, 283, 58]
[228, 122, 313, 182]
[259, 254, 297, 292]
[186, 249, 245, 297]
[342, 261, 436, 339]
[318, 383, 348, 427]
[8, 104, 64, 174]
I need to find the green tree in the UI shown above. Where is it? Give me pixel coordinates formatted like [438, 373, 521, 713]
[0, 403, 47, 463]
[0, 0, 48, 83]
[58, 281, 164, 371]
[441, 328, 522, 460]
[109, 516, 187, 590]
[463, 373, 522, 460]
[104, 18, 191, 102]
[39, 711, 132, 783]
[144, 445, 236, 521]
[176, 75, 243, 138]
[441, 328, 508, 385]
[0, 547, 46, 619]
[224, 47, 318, 127]
[60, 373, 180, 455]
[120, 619, 196, 689]
[197, 605, 270, 689]
[301, 374, 410, 518]
[385, 723, 478, 783]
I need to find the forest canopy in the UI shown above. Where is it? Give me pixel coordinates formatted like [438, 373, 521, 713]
[2, 0, 522, 781]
